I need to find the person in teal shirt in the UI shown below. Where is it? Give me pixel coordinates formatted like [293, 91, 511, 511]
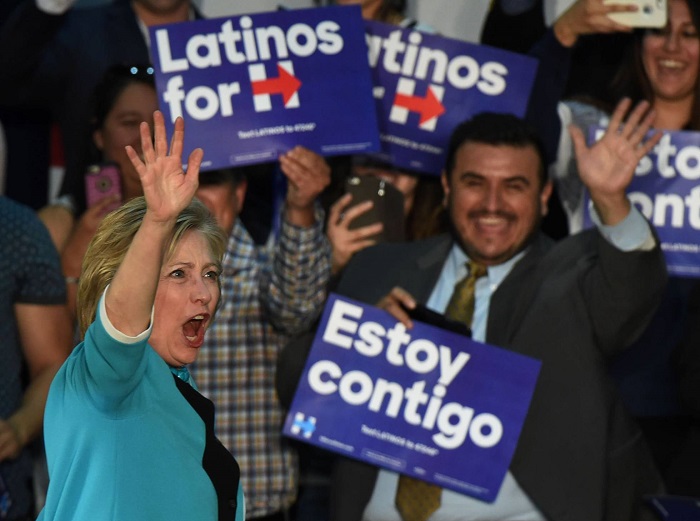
[38, 111, 244, 521]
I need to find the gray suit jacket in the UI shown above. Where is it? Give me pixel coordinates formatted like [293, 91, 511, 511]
[329, 229, 666, 521]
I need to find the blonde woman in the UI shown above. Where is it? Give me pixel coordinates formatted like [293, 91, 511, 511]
[38, 112, 244, 521]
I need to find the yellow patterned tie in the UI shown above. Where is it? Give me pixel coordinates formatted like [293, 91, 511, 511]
[394, 260, 487, 521]
[444, 261, 487, 326]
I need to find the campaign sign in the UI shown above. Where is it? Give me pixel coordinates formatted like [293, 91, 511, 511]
[283, 293, 541, 502]
[646, 495, 700, 520]
[149, 6, 379, 171]
[584, 128, 700, 277]
[365, 21, 538, 175]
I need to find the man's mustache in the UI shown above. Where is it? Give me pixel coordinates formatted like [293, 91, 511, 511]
[466, 209, 516, 222]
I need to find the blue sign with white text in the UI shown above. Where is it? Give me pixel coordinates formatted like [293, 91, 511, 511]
[149, 6, 379, 171]
[283, 293, 542, 502]
[585, 128, 700, 277]
[365, 21, 538, 175]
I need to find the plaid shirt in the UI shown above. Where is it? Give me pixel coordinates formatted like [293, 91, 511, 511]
[191, 213, 330, 518]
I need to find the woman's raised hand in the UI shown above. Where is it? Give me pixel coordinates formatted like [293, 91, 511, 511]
[125, 111, 203, 222]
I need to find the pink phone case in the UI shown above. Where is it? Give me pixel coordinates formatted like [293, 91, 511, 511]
[85, 163, 123, 213]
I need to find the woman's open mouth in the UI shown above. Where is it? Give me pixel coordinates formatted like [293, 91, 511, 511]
[183, 314, 210, 348]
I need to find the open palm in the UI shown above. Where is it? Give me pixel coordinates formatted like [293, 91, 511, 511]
[570, 98, 662, 223]
[125, 111, 203, 223]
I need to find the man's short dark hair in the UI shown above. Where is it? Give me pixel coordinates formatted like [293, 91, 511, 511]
[444, 112, 547, 187]
[198, 167, 247, 188]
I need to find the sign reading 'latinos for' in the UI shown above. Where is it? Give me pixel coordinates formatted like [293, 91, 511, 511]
[283, 294, 542, 503]
[149, 6, 379, 170]
[366, 20, 538, 175]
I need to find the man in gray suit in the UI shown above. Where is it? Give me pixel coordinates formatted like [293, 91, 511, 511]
[325, 98, 667, 521]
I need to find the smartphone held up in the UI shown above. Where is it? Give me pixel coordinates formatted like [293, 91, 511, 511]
[85, 163, 123, 215]
[344, 175, 405, 244]
[605, 0, 667, 28]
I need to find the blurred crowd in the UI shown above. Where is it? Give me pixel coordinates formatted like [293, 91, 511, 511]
[0, 0, 699, 520]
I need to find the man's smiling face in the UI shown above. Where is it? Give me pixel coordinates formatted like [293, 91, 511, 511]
[441, 142, 552, 266]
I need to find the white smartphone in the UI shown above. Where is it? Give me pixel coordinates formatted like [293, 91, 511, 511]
[605, 0, 667, 28]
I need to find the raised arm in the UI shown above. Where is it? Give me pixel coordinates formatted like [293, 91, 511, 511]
[278, 146, 330, 227]
[553, 0, 635, 47]
[105, 112, 202, 335]
[525, 0, 637, 159]
[326, 193, 383, 275]
[569, 98, 662, 225]
[263, 147, 332, 333]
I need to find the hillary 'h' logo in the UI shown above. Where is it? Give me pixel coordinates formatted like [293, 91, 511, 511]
[249, 61, 302, 112]
[390, 79, 445, 131]
[291, 412, 317, 438]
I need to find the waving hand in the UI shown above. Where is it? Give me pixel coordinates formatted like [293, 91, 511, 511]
[125, 111, 203, 223]
[569, 98, 661, 225]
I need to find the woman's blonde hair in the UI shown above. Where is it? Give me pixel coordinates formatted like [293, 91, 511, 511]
[77, 196, 227, 339]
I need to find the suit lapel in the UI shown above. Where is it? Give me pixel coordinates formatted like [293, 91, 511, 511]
[487, 234, 552, 348]
[396, 235, 453, 304]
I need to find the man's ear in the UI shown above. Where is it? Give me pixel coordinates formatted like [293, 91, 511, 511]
[540, 179, 553, 217]
[440, 170, 450, 208]
[234, 178, 248, 211]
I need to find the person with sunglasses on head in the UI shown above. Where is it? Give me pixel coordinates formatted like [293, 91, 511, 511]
[38, 64, 158, 324]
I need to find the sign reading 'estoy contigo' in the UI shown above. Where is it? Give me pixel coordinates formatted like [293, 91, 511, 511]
[585, 127, 700, 277]
[283, 294, 542, 503]
[149, 6, 379, 170]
